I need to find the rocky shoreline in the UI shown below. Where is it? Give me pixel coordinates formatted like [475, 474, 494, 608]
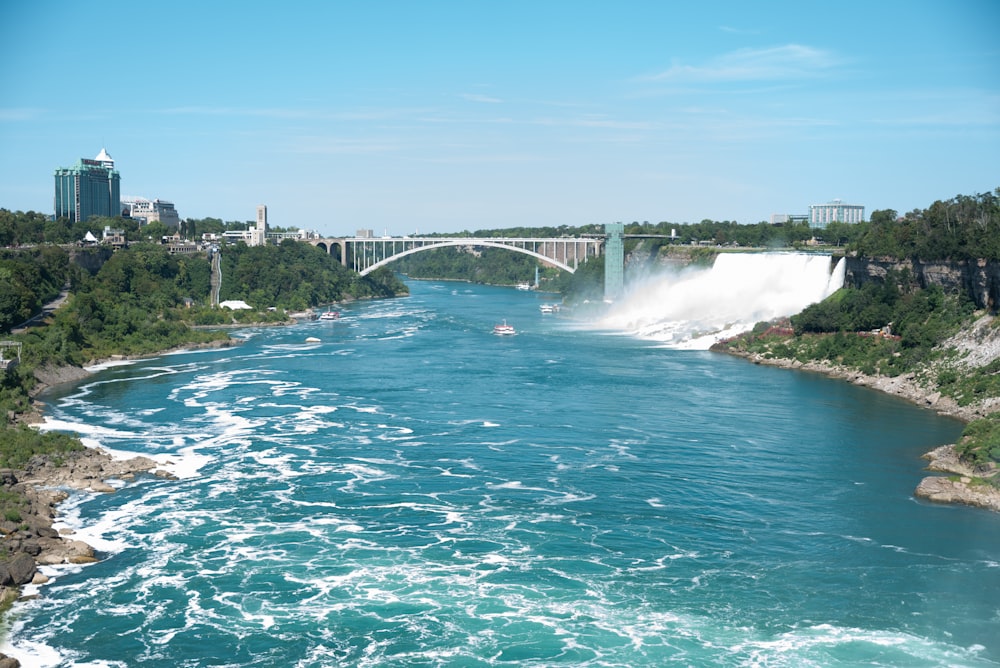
[713, 313, 1000, 514]
[0, 448, 178, 666]
[914, 444, 1000, 512]
[0, 339, 238, 666]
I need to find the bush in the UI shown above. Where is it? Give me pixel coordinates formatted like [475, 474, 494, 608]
[955, 415, 1000, 467]
[0, 425, 83, 469]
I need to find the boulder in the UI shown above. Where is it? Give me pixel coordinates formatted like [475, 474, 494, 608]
[0, 552, 37, 586]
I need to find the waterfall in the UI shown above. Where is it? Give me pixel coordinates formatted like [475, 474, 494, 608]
[596, 253, 845, 350]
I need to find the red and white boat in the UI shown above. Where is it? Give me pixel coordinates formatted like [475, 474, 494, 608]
[492, 320, 516, 336]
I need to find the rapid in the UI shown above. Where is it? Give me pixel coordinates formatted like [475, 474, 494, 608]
[6, 253, 999, 667]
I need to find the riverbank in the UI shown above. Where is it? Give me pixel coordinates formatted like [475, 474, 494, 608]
[712, 312, 1000, 513]
[0, 445, 179, 667]
[0, 338, 242, 665]
[22, 338, 241, 423]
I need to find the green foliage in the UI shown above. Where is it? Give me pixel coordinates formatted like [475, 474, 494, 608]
[219, 241, 406, 309]
[0, 368, 35, 428]
[0, 209, 64, 245]
[0, 425, 83, 469]
[728, 285, 980, 384]
[935, 357, 1000, 407]
[395, 246, 538, 286]
[558, 258, 605, 305]
[954, 414, 1000, 469]
[0, 488, 25, 524]
[791, 283, 974, 355]
[850, 189, 1000, 260]
[0, 245, 76, 333]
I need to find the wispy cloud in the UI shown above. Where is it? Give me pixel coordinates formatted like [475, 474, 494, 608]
[642, 45, 840, 83]
[0, 107, 47, 122]
[718, 25, 760, 35]
[157, 106, 313, 119]
[287, 136, 407, 155]
[155, 106, 435, 122]
[459, 93, 503, 104]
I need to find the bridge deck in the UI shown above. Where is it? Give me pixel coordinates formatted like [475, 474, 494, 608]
[310, 236, 605, 277]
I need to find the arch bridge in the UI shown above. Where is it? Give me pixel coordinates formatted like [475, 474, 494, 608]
[309, 236, 605, 277]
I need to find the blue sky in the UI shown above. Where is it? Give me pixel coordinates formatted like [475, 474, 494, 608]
[1, 1, 997, 236]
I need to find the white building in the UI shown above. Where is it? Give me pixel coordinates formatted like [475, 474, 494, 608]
[122, 197, 181, 228]
[808, 200, 865, 229]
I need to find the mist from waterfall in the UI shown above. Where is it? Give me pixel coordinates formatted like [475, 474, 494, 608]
[596, 253, 846, 350]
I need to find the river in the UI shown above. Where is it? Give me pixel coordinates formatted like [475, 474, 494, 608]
[6, 262, 1000, 667]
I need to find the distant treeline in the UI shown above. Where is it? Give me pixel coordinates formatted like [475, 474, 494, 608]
[422, 187, 1000, 261]
[363, 187, 1000, 299]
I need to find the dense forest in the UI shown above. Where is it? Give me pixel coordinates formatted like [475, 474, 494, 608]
[217, 241, 404, 312]
[0, 217, 406, 435]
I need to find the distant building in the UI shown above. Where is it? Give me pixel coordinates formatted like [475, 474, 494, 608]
[809, 200, 864, 229]
[54, 148, 121, 223]
[769, 214, 809, 226]
[102, 225, 127, 249]
[122, 197, 180, 228]
[251, 205, 268, 247]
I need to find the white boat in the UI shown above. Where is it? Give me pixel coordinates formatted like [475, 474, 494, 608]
[319, 309, 340, 321]
[493, 320, 516, 336]
[516, 282, 532, 291]
[539, 303, 559, 314]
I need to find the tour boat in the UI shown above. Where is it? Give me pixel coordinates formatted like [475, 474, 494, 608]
[539, 303, 558, 314]
[516, 282, 532, 291]
[319, 310, 340, 321]
[492, 320, 516, 336]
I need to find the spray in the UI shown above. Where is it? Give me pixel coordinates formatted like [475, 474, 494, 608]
[597, 253, 844, 349]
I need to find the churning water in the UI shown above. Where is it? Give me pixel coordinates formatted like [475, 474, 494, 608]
[599, 253, 845, 349]
[7, 254, 1000, 667]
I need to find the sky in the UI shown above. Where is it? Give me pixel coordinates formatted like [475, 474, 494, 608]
[1, 1, 997, 237]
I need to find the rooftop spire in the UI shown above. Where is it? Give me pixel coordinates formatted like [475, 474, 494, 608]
[94, 147, 114, 167]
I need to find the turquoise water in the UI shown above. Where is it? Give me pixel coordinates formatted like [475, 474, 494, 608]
[7, 277, 1000, 667]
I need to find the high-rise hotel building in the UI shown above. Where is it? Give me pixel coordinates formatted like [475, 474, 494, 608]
[54, 148, 121, 223]
[808, 200, 865, 229]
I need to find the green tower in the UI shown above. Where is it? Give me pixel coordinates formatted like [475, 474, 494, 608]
[604, 222, 624, 301]
[53, 148, 121, 223]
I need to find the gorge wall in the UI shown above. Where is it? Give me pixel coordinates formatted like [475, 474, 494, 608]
[68, 246, 113, 274]
[844, 257, 1000, 312]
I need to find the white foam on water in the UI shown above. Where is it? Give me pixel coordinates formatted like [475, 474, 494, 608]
[598, 253, 844, 349]
[83, 359, 137, 372]
[36, 417, 137, 440]
[730, 623, 990, 667]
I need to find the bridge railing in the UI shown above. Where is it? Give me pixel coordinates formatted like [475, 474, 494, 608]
[311, 236, 604, 276]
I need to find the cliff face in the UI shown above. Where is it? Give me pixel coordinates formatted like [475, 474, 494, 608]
[845, 257, 1000, 311]
[68, 247, 114, 274]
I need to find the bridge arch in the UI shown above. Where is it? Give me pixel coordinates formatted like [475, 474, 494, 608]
[358, 240, 578, 277]
[309, 239, 345, 262]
